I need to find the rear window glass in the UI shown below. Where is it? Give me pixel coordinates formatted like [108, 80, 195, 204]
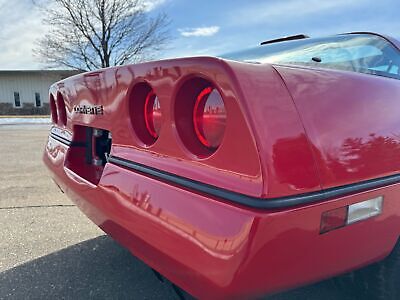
[222, 34, 400, 80]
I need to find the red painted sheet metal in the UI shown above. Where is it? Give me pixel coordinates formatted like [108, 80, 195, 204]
[275, 65, 400, 190]
[50, 57, 264, 197]
[49, 57, 322, 199]
[223, 61, 321, 197]
[43, 140, 400, 299]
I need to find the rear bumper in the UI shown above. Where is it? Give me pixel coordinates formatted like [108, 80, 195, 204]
[44, 141, 400, 299]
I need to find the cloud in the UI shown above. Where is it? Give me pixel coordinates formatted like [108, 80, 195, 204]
[179, 26, 220, 37]
[142, 0, 168, 11]
[0, 0, 168, 70]
[0, 0, 45, 69]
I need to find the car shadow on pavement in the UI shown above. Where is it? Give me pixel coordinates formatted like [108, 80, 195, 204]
[0, 235, 177, 300]
[267, 278, 357, 300]
[0, 235, 358, 300]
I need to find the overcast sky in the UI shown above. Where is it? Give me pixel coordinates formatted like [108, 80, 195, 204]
[0, 0, 399, 70]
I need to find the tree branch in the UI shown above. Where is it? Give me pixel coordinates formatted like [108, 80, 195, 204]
[34, 0, 169, 70]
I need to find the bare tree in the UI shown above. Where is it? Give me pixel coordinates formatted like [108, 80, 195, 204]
[34, 0, 170, 71]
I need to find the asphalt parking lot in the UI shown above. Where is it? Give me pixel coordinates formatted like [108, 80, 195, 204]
[0, 124, 358, 300]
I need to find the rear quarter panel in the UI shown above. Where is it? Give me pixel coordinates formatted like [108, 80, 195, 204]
[275, 65, 400, 189]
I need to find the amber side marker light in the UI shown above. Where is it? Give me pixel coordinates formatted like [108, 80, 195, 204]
[193, 87, 227, 149]
[320, 196, 383, 234]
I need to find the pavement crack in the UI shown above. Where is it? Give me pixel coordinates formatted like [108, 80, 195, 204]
[0, 204, 76, 210]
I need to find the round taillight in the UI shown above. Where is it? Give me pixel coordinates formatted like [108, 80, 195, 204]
[49, 94, 58, 124]
[129, 82, 162, 146]
[193, 87, 226, 149]
[144, 90, 162, 139]
[57, 92, 67, 126]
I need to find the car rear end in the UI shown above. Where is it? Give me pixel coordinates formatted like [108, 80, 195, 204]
[43, 54, 400, 299]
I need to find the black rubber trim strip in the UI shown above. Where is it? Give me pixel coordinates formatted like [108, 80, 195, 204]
[108, 155, 400, 209]
[50, 133, 86, 147]
[50, 133, 71, 146]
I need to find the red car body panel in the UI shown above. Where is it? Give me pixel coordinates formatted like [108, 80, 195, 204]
[276, 65, 400, 189]
[44, 149, 400, 298]
[44, 34, 400, 298]
[53, 58, 321, 198]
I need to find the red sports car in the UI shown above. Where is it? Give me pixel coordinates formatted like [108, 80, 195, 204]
[44, 32, 400, 299]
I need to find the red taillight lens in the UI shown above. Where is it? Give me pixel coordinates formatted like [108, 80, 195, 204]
[193, 87, 226, 149]
[320, 207, 348, 234]
[49, 94, 57, 123]
[144, 90, 162, 139]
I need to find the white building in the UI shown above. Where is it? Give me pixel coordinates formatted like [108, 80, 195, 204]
[0, 70, 80, 115]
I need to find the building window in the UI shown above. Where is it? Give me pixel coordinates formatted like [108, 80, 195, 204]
[35, 92, 41, 107]
[14, 92, 21, 108]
